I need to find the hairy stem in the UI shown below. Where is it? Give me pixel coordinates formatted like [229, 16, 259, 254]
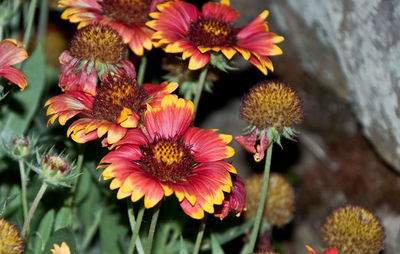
[21, 182, 48, 237]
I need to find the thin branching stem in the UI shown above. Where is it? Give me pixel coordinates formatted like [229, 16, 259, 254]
[18, 159, 28, 220]
[145, 202, 161, 254]
[193, 213, 208, 254]
[137, 54, 148, 85]
[192, 66, 208, 123]
[21, 182, 48, 237]
[247, 143, 274, 253]
[128, 203, 145, 254]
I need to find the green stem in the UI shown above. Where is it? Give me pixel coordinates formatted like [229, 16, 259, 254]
[22, 0, 38, 48]
[192, 66, 208, 123]
[128, 203, 145, 254]
[145, 202, 161, 254]
[81, 207, 103, 251]
[21, 182, 48, 237]
[192, 213, 208, 254]
[137, 54, 148, 85]
[0, 25, 3, 41]
[18, 160, 28, 220]
[37, 0, 49, 44]
[247, 143, 274, 253]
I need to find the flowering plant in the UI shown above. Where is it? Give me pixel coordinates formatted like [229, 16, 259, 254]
[0, 0, 388, 254]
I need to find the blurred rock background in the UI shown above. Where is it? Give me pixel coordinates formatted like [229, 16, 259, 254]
[198, 0, 400, 253]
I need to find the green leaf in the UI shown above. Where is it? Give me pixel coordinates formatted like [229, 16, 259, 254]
[34, 209, 55, 254]
[54, 207, 72, 231]
[1, 45, 46, 135]
[202, 219, 254, 251]
[45, 228, 77, 254]
[80, 182, 100, 232]
[179, 235, 188, 254]
[74, 168, 92, 204]
[100, 206, 128, 254]
[211, 234, 224, 254]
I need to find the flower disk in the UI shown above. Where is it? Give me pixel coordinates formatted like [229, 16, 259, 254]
[187, 17, 236, 47]
[92, 74, 147, 123]
[320, 205, 385, 254]
[245, 173, 294, 227]
[140, 138, 195, 182]
[0, 218, 24, 254]
[69, 23, 124, 63]
[241, 81, 303, 131]
[101, 0, 150, 25]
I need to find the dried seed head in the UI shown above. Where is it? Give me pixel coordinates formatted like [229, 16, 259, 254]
[0, 218, 24, 254]
[69, 23, 124, 63]
[245, 173, 295, 227]
[320, 205, 385, 254]
[240, 81, 303, 131]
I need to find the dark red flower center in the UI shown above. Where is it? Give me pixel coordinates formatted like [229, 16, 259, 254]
[101, 0, 150, 25]
[92, 74, 148, 123]
[139, 138, 195, 182]
[187, 17, 236, 47]
[69, 23, 124, 63]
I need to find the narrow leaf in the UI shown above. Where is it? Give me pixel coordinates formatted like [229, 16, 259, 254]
[211, 234, 224, 254]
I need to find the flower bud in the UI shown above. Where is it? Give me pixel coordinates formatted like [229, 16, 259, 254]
[11, 137, 30, 158]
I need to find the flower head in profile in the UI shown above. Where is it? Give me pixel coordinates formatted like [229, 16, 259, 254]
[235, 81, 303, 161]
[0, 218, 24, 254]
[306, 246, 337, 254]
[0, 39, 28, 91]
[320, 205, 385, 254]
[147, 0, 283, 73]
[59, 23, 136, 96]
[59, 0, 164, 55]
[46, 73, 177, 144]
[214, 174, 246, 220]
[99, 95, 236, 219]
[51, 242, 71, 254]
[245, 173, 294, 227]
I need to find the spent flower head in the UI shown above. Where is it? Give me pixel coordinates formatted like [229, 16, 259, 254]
[236, 81, 303, 161]
[245, 173, 295, 227]
[0, 218, 24, 254]
[320, 205, 385, 254]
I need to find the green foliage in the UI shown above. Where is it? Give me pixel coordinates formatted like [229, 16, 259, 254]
[33, 209, 54, 254]
[45, 228, 77, 254]
[1, 45, 46, 135]
[100, 206, 128, 254]
[211, 234, 224, 254]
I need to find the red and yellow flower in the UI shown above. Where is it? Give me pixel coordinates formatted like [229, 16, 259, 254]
[59, 23, 136, 96]
[306, 246, 338, 254]
[0, 39, 28, 91]
[59, 0, 164, 56]
[99, 95, 236, 219]
[45, 73, 177, 144]
[147, 0, 284, 74]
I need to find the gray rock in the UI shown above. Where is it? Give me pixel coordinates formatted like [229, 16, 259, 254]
[232, 0, 400, 171]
